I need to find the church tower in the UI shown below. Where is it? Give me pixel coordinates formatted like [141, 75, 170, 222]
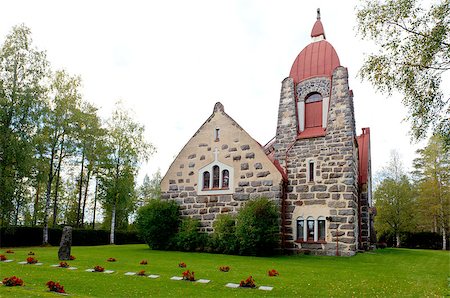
[274, 9, 362, 256]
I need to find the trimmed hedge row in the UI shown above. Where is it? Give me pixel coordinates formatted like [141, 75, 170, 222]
[0, 226, 143, 247]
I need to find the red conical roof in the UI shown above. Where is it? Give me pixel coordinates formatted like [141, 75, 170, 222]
[289, 10, 340, 84]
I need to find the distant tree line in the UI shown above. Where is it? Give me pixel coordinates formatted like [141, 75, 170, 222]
[0, 24, 156, 245]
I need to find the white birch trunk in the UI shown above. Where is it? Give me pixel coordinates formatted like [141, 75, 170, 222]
[110, 202, 116, 244]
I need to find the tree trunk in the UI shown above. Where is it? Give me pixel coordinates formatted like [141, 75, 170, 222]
[52, 139, 65, 227]
[81, 169, 91, 227]
[110, 199, 116, 244]
[32, 183, 40, 226]
[92, 177, 98, 229]
[76, 150, 85, 227]
[395, 233, 401, 248]
[43, 149, 56, 245]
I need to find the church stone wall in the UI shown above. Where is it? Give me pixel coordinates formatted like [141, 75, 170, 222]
[275, 67, 360, 256]
[161, 106, 283, 233]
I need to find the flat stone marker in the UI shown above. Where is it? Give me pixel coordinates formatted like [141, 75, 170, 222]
[225, 283, 240, 288]
[1, 260, 14, 263]
[124, 272, 136, 276]
[51, 264, 60, 267]
[258, 286, 273, 291]
[85, 269, 95, 272]
[68, 267, 77, 270]
[35, 263, 43, 266]
[196, 279, 210, 284]
[104, 270, 114, 274]
[18, 261, 27, 264]
[170, 276, 183, 281]
[148, 275, 160, 279]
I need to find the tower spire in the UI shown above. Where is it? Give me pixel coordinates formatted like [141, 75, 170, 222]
[311, 8, 325, 40]
[317, 8, 321, 20]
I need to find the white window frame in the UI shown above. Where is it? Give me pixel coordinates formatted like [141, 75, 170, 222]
[297, 216, 326, 242]
[198, 161, 234, 195]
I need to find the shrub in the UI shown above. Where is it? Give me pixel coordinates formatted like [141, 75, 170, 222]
[235, 198, 280, 256]
[174, 218, 208, 251]
[136, 199, 180, 250]
[211, 214, 238, 254]
[2, 276, 23, 287]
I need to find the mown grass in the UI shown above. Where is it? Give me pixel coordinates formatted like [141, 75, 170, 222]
[0, 245, 448, 297]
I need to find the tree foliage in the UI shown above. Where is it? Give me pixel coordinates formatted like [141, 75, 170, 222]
[356, 0, 450, 144]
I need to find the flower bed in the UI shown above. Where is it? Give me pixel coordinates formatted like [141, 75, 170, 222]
[140, 260, 148, 265]
[59, 261, 69, 268]
[26, 257, 38, 264]
[69, 255, 76, 260]
[239, 276, 256, 288]
[178, 262, 186, 268]
[219, 266, 230, 272]
[94, 265, 105, 272]
[0, 254, 7, 261]
[107, 257, 116, 262]
[5, 250, 14, 254]
[46, 281, 66, 293]
[2, 276, 23, 287]
[137, 270, 146, 276]
[182, 270, 195, 281]
[268, 269, 279, 276]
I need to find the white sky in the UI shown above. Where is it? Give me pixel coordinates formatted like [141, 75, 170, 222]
[1, 0, 430, 185]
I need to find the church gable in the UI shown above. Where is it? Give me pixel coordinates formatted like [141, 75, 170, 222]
[161, 102, 283, 232]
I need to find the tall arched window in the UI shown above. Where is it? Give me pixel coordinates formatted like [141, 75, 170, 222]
[307, 216, 315, 241]
[297, 216, 304, 240]
[318, 216, 326, 241]
[305, 92, 323, 129]
[202, 172, 210, 190]
[212, 165, 220, 188]
[222, 169, 229, 188]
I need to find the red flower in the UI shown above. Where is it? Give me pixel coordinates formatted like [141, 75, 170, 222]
[107, 257, 116, 262]
[0, 254, 7, 261]
[59, 261, 69, 268]
[239, 276, 256, 288]
[182, 270, 195, 281]
[69, 255, 76, 260]
[94, 265, 104, 272]
[137, 270, 146, 276]
[219, 266, 230, 272]
[5, 250, 13, 254]
[26, 257, 37, 264]
[46, 280, 66, 293]
[268, 269, 279, 276]
[178, 262, 186, 268]
[140, 260, 148, 265]
[2, 276, 24, 287]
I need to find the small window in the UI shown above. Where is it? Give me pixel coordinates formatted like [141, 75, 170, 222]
[309, 161, 314, 182]
[297, 217, 304, 240]
[222, 170, 229, 188]
[307, 218, 315, 241]
[318, 217, 326, 241]
[305, 92, 322, 103]
[212, 165, 220, 188]
[214, 128, 220, 141]
[202, 172, 210, 189]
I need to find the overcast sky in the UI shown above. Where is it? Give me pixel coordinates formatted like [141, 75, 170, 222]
[1, 0, 431, 185]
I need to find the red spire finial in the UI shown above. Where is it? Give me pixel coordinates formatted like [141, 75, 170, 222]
[311, 8, 325, 39]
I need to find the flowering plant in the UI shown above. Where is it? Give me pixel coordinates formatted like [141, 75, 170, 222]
[0, 254, 7, 261]
[94, 265, 104, 272]
[69, 255, 76, 260]
[5, 250, 13, 254]
[268, 269, 279, 276]
[239, 276, 256, 288]
[26, 257, 38, 264]
[28, 251, 35, 255]
[178, 262, 186, 268]
[107, 257, 116, 262]
[219, 266, 230, 272]
[137, 270, 146, 276]
[59, 261, 69, 268]
[182, 270, 195, 281]
[140, 260, 148, 265]
[46, 281, 66, 293]
[2, 276, 23, 287]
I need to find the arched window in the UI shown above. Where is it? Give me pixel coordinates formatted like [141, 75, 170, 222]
[222, 169, 229, 188]
[296, 217, 304, 240]
[307, 216, 315, 241]
[305, 92, 323, 129]
[318, 216, 326, 241]
[203, 172, 210, 190]
[212, 165, 220, 188]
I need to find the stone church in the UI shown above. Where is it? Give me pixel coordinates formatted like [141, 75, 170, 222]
[161, 10, 374, 256]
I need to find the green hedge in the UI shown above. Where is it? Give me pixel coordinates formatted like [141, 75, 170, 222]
[0, 226, 143, 247]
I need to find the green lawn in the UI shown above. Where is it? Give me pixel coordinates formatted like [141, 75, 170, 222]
[0, 245, 448, 297]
